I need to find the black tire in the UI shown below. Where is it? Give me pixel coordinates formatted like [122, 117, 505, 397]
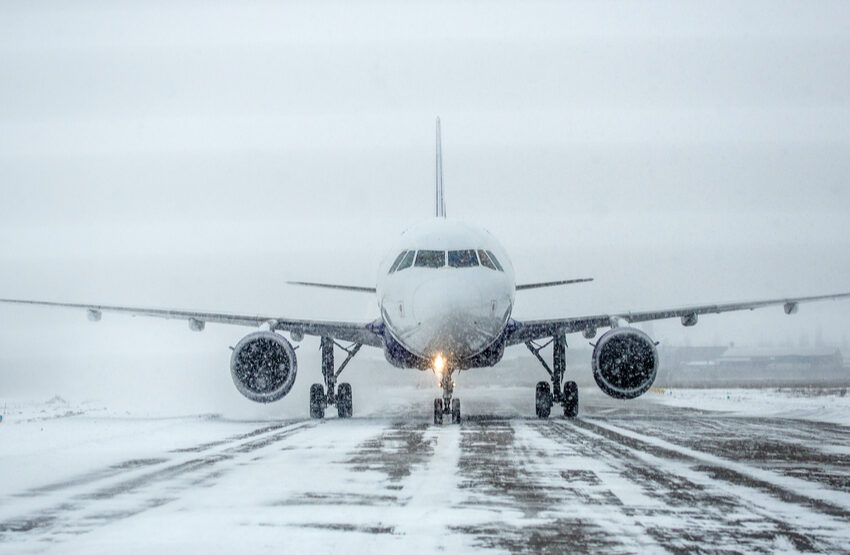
[337, 383, 353, 418]
[536, 381, 552, 418]
[563, 381, 578, 418]
[434, 398, 444, 425]
[309, 383, 325, 419]
[451, 398, 461, 424]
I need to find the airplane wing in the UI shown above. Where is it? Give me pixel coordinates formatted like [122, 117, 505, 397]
[0, 298, 384, 347]
[505, 291, 850, 345]
[287, 281, 376, 293]
[516, 278, 593, 291]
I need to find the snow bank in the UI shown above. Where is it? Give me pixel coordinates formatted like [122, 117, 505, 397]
[650, 387, 850, 425]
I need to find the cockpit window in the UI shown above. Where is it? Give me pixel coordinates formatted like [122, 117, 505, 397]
[396, 250, 415, 271]
[388, 251, 407, 274]
[414, 250, 445, 268]
[485, 250, 505, 271]
[478, 249, 498, 270]
[448, 250, 479, 268]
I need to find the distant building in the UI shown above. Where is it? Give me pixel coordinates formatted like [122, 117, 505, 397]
[718, 347, 843, 370]
[656, 345, 848, 387]
[661, 346, 728, 369]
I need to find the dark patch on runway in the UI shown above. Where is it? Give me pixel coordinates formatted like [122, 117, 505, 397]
[454, 518, 619, 554]
[294, 522, 397, 535]
[273, 491, 400, 507]
[347, 421, 434, 482]
[0, 514, 59, 534]
[457, 421, 550, 515]
[455, 420, 621, 552]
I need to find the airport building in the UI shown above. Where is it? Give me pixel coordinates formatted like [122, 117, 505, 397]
[656, 346, 847, 388]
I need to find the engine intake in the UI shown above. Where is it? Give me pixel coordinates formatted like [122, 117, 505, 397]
[592, 327, 658, 399]
[230, 331, 297, 403]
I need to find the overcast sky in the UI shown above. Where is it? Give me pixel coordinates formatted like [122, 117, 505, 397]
[2, 1, 850, 401]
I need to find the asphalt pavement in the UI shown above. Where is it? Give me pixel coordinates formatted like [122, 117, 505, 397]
[2, 388, 849, 553]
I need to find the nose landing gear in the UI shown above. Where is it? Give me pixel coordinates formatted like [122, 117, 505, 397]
[527, 332, 579, 418]
[434, 366, 461, 424]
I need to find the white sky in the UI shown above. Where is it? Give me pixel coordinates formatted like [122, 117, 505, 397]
[2, 0, 850, 375]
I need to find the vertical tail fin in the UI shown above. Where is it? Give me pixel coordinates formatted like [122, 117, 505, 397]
[435, 117, 446, 218]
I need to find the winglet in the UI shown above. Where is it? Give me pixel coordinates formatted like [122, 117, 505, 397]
[435, 117, 446, 218]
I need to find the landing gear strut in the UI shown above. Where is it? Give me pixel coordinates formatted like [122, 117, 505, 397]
[434, 367, 461, 425]
[310, 337, 361, 419]
[526, 332, 579, 418]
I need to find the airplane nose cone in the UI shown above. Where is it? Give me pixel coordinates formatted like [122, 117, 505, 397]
[411, 278, 497, 358]
[412, 278, 482, 321]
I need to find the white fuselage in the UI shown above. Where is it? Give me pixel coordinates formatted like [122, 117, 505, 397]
[376, 219, 516, 366]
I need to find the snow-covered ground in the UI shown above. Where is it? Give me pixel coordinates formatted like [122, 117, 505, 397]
[650, 387, 850, 425]
[2, 386, 850, 553]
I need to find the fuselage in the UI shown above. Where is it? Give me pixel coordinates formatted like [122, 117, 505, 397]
[376, 218, 515, 370]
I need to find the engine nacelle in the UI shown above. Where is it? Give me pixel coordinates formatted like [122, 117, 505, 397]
[230, 331, 297, 403]
[591, 327, 658, 399]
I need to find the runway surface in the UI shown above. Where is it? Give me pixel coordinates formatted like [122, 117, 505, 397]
[2, 387, 850, 553]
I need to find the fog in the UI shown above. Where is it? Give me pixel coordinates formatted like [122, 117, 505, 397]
[2, 1, 849, 406]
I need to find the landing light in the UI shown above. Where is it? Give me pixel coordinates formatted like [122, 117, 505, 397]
[434, 354, 445, 372]
[433, 354, 445, 381]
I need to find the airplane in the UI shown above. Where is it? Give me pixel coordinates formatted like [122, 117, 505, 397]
[3, 118, 850, 425]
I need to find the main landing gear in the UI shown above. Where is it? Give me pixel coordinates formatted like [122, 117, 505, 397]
[434, 367, 461, 425]
[310, 337, 361, 419]
[526, 332, 579, 418]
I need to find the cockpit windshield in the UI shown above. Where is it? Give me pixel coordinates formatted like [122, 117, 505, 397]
[396, 250, 415, 271]
[414, 250, 446, 268]
[485, 250, 504, 271]
[448, 250, 479, 268]
[391, 249, 501, 272]
[478, 250, 497, 270]
[388, 251, 407, 274]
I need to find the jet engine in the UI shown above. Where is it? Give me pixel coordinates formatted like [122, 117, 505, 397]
[230, 331, 297, 403]
[591, 327, 658, 399]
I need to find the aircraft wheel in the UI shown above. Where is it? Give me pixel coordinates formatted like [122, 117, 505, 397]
[563, 381, 578, 418]
[434, 398, 444, 425]
[535, 381, 552, 418]
[337, 383, 353, 418]
[451, 398, 461, 424]
[309, 383, 325, 419]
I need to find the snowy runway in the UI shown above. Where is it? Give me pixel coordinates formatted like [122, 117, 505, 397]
[2, 388, 850, 553]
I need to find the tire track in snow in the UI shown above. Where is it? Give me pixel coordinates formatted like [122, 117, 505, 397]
[540, 417, 850, 552]
[593, 413, 850, 494]
[0, 419, 313, 545]
[393, 423, 467, 551]
[265, 419, 441, 544]
[577, 417, 850, 519]
[450, 419, 633, 553]
[11, 421, 298, 500]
